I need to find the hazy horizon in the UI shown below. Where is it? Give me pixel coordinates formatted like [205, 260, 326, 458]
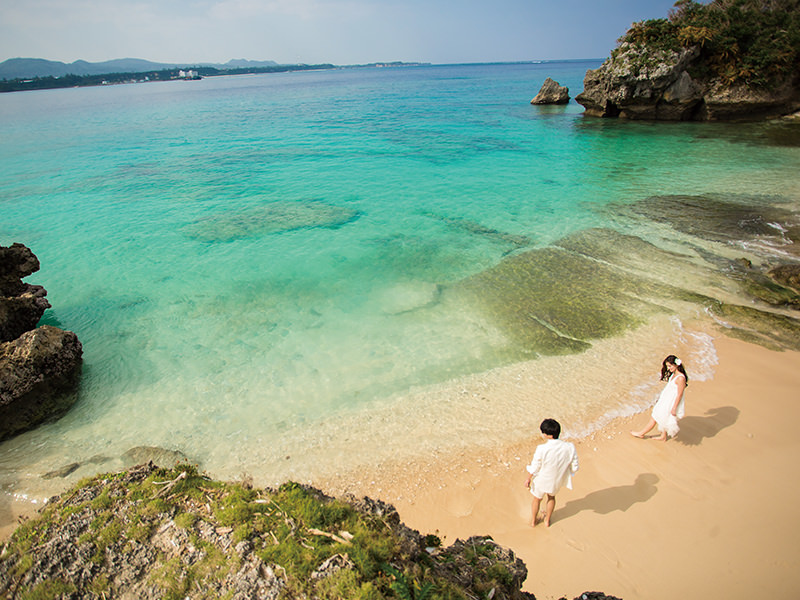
[0, 55, 605, 67]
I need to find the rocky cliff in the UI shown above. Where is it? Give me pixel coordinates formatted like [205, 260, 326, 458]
[576, 0, 800, 121]
[0, 243, 82, 441]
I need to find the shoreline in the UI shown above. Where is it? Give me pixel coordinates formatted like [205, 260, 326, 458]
[317, 333, 800, 599]
[3, 332, 799, 599]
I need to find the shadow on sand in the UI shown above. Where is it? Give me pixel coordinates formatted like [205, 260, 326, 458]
[555, 473, 659, 523]
[677, 406, 740, 446]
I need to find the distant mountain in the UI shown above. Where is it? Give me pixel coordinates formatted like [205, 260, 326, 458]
[0, 57, 278, 80]
[223, 59, 279, 68]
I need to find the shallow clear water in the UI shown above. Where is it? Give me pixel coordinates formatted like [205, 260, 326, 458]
[1, 62, 799, 504]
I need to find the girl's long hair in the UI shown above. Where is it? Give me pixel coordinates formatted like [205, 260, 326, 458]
[661, 355, 689, 383]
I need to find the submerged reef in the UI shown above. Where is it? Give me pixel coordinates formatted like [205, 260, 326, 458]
[628, 194, 799, 245]
[453, 242, 658, 356]
[448, 194, 800, 357]
[183, 199, 361, 242]
[422, 212, 533, 253]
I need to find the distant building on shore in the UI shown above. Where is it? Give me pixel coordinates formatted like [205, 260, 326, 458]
[178, 70, 201, 80]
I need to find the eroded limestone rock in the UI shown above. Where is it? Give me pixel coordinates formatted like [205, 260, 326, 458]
[0, 325, 83, 441]
[0, 243, 50, 342]
[0, 243, 84, 441]
[531, 77, 570, 105]
[576, 42, 799, 121]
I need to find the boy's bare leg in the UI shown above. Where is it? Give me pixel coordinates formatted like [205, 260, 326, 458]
[544, 494, 556, 527]
[530, 496, 542, 527]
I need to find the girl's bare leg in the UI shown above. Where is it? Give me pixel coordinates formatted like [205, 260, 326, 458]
[631, 418, 657, 438]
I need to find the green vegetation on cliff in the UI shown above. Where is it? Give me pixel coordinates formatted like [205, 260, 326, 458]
[616, 0, 800, 87]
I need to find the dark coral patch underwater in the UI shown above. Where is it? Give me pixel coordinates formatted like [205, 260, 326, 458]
[183, 199, 361, 243]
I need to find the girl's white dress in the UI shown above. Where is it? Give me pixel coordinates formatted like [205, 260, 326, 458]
[651, 373, 686, 438]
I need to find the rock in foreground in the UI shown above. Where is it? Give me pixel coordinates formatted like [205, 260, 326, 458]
[0, 325, 83, 441]
[0, 463, 538, 599]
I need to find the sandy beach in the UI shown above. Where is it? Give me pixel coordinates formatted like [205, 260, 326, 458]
[320, 334, 800, 599]
[3, 333, 799, 599]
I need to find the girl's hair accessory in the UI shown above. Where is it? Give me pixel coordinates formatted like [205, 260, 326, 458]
[674, 358, 682, 366]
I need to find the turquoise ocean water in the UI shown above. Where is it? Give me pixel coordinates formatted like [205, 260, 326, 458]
[2, 61, 799, 508]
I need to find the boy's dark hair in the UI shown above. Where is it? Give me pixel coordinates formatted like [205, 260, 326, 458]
[540, 418, 561, 439]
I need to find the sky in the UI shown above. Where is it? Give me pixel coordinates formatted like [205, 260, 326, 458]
[0, 0, 682, 66]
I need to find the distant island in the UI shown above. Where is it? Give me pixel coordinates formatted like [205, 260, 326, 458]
[0, 57, 431, 93]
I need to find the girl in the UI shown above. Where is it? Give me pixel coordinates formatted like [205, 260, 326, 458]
[631, 355, 688, 441]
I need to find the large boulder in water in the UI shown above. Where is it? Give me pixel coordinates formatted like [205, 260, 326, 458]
[0, 325, 83, 441]
[0, 243, 51, 342]
[531, 77, 570, 105]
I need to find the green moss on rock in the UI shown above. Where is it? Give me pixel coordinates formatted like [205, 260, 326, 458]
[629, 194, 796, 245]
[455, 247, 645, 355]
[706, 300, 800, 352]
[0, 463, 533, 600]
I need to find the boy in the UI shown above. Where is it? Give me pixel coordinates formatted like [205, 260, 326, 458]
[524, 418, 579, 527]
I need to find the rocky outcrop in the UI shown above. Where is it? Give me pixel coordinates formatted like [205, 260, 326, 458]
[0, 326, 83, 441]
[699, 79, 800, 121]
[575, 42, 799, 121]
[0, 243, 82, 441]
[0, 463, 542, 599]
[531, 77, 570, 105]
[0, 243, 50, 343]
[0, 462, 622, 599]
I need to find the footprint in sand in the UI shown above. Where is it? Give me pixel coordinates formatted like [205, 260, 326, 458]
[446, 496, 474, 518]
[565, 538, 585, 551]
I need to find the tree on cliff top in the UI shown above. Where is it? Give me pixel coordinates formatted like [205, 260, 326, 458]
[617, 0, 800, 87]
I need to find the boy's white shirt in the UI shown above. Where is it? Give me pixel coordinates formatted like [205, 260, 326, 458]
[526, 438, 579, 492]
